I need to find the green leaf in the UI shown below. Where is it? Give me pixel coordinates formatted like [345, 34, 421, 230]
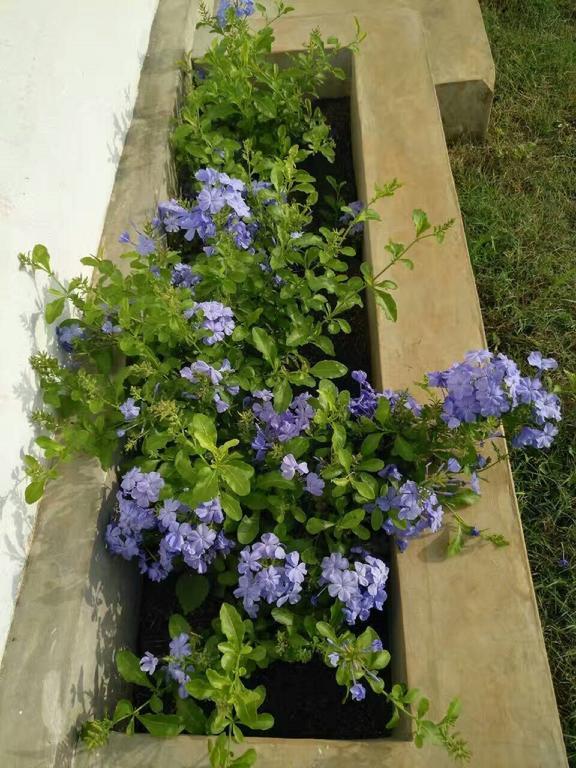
[237, 513, 260, 544]
[231, 748, 258, 767]
[24, 479, 45, 504]
[177, 698, 207, 734]
[447, 523, 464, 557]
[331, 423, 347, 450]
[176, 574, 210, 614]
[306, 517, 334, 535]
[191, 413, 217, 450]
[374, 291, 397, 322]
[417, 697, 430, 718]
[273, 378, 292, 412]
[271, 607, 294, 626]
[32, 244, 51, 272]
[357, 458, 384, 472]
[221, 460, 254, 496]
[360, 432, 382, 455]
[315, 621, 337, 641]
[445, 697, 462, 722]
[184, 464, 219, 505]
[169, 612, 191, 638]
[221, 492, 242, 521]
[138, 713, 184, 739]
[309, 361, 348, 379]
[220, 603, 245, 647]
[371, 507, 384, 531]
[116, 649, 153, 689]
[251, 327, 279, 367]
[175, 450, 196, 483]
[113, 699, 134, 723]
[45, 298, 66, 324]
[186, 676, 216, 700]
[412, 208, 431, 236]
[393, 434, 416, 461]
[338, 508, 365, 529]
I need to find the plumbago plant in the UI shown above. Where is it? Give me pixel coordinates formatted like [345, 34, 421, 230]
[18, 3, 563, 768]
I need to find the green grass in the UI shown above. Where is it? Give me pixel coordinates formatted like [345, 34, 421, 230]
[449, 0, 576, 761]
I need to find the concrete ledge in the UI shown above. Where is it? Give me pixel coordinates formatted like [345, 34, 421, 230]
[193, 0, 495, 139]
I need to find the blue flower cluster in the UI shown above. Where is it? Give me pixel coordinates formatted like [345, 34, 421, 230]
[369, 474, 445, 552]
[155, 169, 255, 251]
[171, 262, 202, 289]
[349, 370, 421, 419]
[234, 534, 307, 618]
[340, 200, 364, 235]
[119, 397, 140, 422]
[56, 322, 85, 353]
[180, 358, 240, 413]
[139, 632, 195, 699]
[106, 469, 233, 582]
[216, 0, 255, 27]
[280, 453, 325, 496]
[118, 228, 156, 257]
[251, 390, 314, 459]
[427, 349, 561, 448]
[319, 552, 389, 625]
[184, 300, 236, 345]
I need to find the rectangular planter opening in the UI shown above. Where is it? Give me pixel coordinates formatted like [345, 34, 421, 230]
[134, 88, 401, 741]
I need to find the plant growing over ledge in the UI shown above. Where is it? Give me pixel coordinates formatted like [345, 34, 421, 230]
[19, 2, 562, 767]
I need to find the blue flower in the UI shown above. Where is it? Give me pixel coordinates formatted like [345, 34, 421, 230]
[216, 0, 255, 27]
[527, 351, 558, 371]
[169, 633, 191, 660]
[234, 536, 306, 617]
[305, 472, 325, 496]
[140, 652, 158, 674]
[350, 683, 366, 702]
[56, 323, 84, 353]
[171, 263, 202, 288]
[280, 454, 309, 480]
[195, 498, 224, 525]
[185, 301, 235, 345]
[102, 319, 121, 334]
[121, 467, 164, 507]
[251, 392, 314, 459]
[447, 457, 461, 473]
[340, 201, 364, 235]
[136, 233, 156, 256]
[119, 397, 140, 421]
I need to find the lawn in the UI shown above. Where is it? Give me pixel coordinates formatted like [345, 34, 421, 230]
[449, 0, 576, 761]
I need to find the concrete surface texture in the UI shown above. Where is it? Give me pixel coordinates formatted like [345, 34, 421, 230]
[0, 1, 201, 767]
[195, 0, 495, 138]
[0, 0, 159, 665]
[76, 8, 567, 767]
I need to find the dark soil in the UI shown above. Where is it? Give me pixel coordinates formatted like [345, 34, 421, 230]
[135, 98, 393, 739]
[304, 98, 373, 390]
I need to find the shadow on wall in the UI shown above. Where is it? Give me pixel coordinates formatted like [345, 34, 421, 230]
[107, 86, 135, 166]
[0, 274, 59, 601]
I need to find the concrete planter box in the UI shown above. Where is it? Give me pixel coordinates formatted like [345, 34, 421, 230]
[0, 2, 567, 767]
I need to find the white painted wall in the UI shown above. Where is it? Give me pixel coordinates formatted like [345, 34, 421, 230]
[0, 0, 159, 661]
